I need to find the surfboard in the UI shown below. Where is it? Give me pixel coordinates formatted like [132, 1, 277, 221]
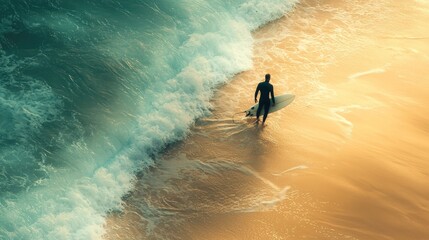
[245, 93, 295, 117]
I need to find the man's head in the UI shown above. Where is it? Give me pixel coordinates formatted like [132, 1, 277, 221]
[265, 73, 271, 82]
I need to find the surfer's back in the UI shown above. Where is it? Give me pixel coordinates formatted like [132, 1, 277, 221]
[257, 81, 273, 102]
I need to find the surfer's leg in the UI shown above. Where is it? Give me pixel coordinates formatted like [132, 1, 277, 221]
[262, 102, 270, 123]
[256, 102, 263, 121]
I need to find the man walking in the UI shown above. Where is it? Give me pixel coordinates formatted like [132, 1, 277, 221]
[254, 73, 275, 124]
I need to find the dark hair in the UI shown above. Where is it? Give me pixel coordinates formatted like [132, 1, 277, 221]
[265, 73, 271, 81]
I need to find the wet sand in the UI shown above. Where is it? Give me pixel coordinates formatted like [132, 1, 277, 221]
[104, 0, 429, 239]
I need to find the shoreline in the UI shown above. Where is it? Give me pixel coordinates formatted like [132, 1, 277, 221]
[104, 0, 429, 239]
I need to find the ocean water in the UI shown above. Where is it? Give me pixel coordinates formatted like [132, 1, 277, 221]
[0, 0, 299, 239]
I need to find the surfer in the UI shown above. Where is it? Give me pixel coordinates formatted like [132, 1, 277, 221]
[254, 73, 275, 124]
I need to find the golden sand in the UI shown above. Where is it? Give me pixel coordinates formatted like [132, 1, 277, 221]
[105, 0, 429, 239]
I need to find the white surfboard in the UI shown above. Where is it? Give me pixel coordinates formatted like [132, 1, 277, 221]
[245, 93, 295, 117]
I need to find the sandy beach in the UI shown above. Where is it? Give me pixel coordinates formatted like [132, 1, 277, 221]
[104, 0, 429, 239]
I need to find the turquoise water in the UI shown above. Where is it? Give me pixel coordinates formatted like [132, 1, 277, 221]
[0, 0, 298, 239]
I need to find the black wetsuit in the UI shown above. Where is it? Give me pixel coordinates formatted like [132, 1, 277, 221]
[254, 81, 275, 122]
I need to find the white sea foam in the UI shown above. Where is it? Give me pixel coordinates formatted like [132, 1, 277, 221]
[273, 165, 309, 176]
[348, 68, 386, 79]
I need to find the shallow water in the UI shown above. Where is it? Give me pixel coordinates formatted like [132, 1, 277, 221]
[105, 0, 429, 239]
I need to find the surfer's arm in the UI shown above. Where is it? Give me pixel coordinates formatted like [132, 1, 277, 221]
[254, 84, 260, 103]
[271, 87, 275, 105]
